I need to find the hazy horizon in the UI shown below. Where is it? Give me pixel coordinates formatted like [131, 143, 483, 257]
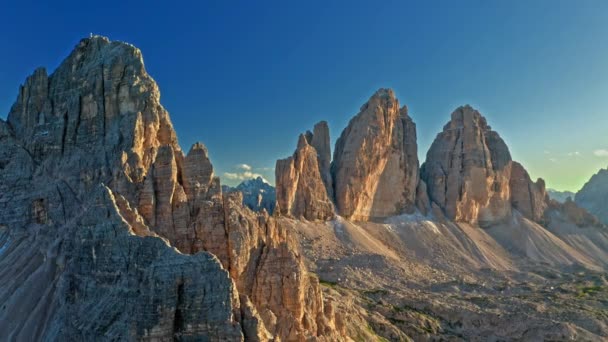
[2, 1, 608, 190]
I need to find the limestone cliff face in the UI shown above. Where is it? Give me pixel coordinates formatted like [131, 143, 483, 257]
[421, 105, 513, 226]
[0, 36, 342, 341]
[276, 124, 335, 221]
[421, 106, 562, 226]
[331, 89, 419, 221]
[310, 121, 333, 198]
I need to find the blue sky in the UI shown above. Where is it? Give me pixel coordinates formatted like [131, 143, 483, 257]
[1, 1, 608, 190]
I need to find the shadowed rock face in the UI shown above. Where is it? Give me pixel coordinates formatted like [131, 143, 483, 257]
[310, 121, 333, 198]
[276, 126, 335, 221]
[576, 168, 608, 224]
[331, 89, 419, 221]
[509, 161, 548, 223]
[0, 36, 343, 341]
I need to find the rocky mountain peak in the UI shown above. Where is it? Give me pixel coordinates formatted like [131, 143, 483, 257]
[297, 132, 309, 148]
[276, 121, 335, 220]
[575, 167, 608, 224]
[0, 36, 343, 341]
[331, 88, 419, 220]
[421, 105, 513, 226]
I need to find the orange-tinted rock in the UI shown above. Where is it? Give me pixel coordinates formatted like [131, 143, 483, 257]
[421, 105, 513, 226]
[276, 128, 335, 221]
[331, 89, 419, 221]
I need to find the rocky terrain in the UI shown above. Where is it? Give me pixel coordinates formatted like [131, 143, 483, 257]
[0, 36, 350, 341]
[223, 177, 276, 214]
[1, 36, 608, 341]
[576, 167, 608, 224]
[275, 93, 608, 340]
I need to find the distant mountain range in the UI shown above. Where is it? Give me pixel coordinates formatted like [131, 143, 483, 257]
[547, 189, 576, 203]
[222, 177, 276, 214]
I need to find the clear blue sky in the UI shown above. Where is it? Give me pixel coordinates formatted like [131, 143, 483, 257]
[2, 1, 608, 190]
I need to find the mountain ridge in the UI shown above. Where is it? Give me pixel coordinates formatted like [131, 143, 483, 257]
[1, 36, 608, 341]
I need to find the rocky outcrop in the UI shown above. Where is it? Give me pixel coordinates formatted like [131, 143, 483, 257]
[575, 168, 608, 224]
[547, 197, 605, 228]
[0, 36, 343, 341]
[509, 161, 548, 222]
[331, 89, 419, 221]
[420, 106, 585, 227]
[0, 185, 245, 341]
[310, 121, 333, 198]
[276, 125, 335, 221]
[421, 105, 513, 226]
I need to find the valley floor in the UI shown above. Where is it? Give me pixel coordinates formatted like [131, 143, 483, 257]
[282, 213, 608, 341]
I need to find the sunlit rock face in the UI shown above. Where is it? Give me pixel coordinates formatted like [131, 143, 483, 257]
[420, 106, 558, 226]
[0, 36, 344, 341]
[331, 89, 419, 221]
[421, 105, 513, 226]
[276, 123, 335, 221]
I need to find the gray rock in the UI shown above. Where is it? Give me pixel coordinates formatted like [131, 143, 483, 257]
[0, 36, 343, 341]
[575, 168, 608, 224]
[224, 177, 276, 214]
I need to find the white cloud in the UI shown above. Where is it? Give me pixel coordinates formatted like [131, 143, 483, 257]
[548, 158, 558, 163]
[566, 151, 580, 157]
[594, 149, 608, 157]
[236, 164, 252, 171]
[223, 171, 269, 183]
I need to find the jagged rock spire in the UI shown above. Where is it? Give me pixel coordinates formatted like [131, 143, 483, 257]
[275, 124, 335, 220]
[421, 105, 513, 226]
[331, 88, 419, 221]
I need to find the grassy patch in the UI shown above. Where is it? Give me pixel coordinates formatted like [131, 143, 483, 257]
[365, 324, 389, 342]
[362, 288, 389, 296]
[577, 285, 604, 298]
[319, 279, 339, 288]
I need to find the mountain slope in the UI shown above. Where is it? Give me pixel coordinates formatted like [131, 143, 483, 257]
[576, 168, 608, 224]
[0, 36, 348, 341]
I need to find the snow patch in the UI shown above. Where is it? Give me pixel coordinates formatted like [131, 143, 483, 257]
[384, 211, 441, 234]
